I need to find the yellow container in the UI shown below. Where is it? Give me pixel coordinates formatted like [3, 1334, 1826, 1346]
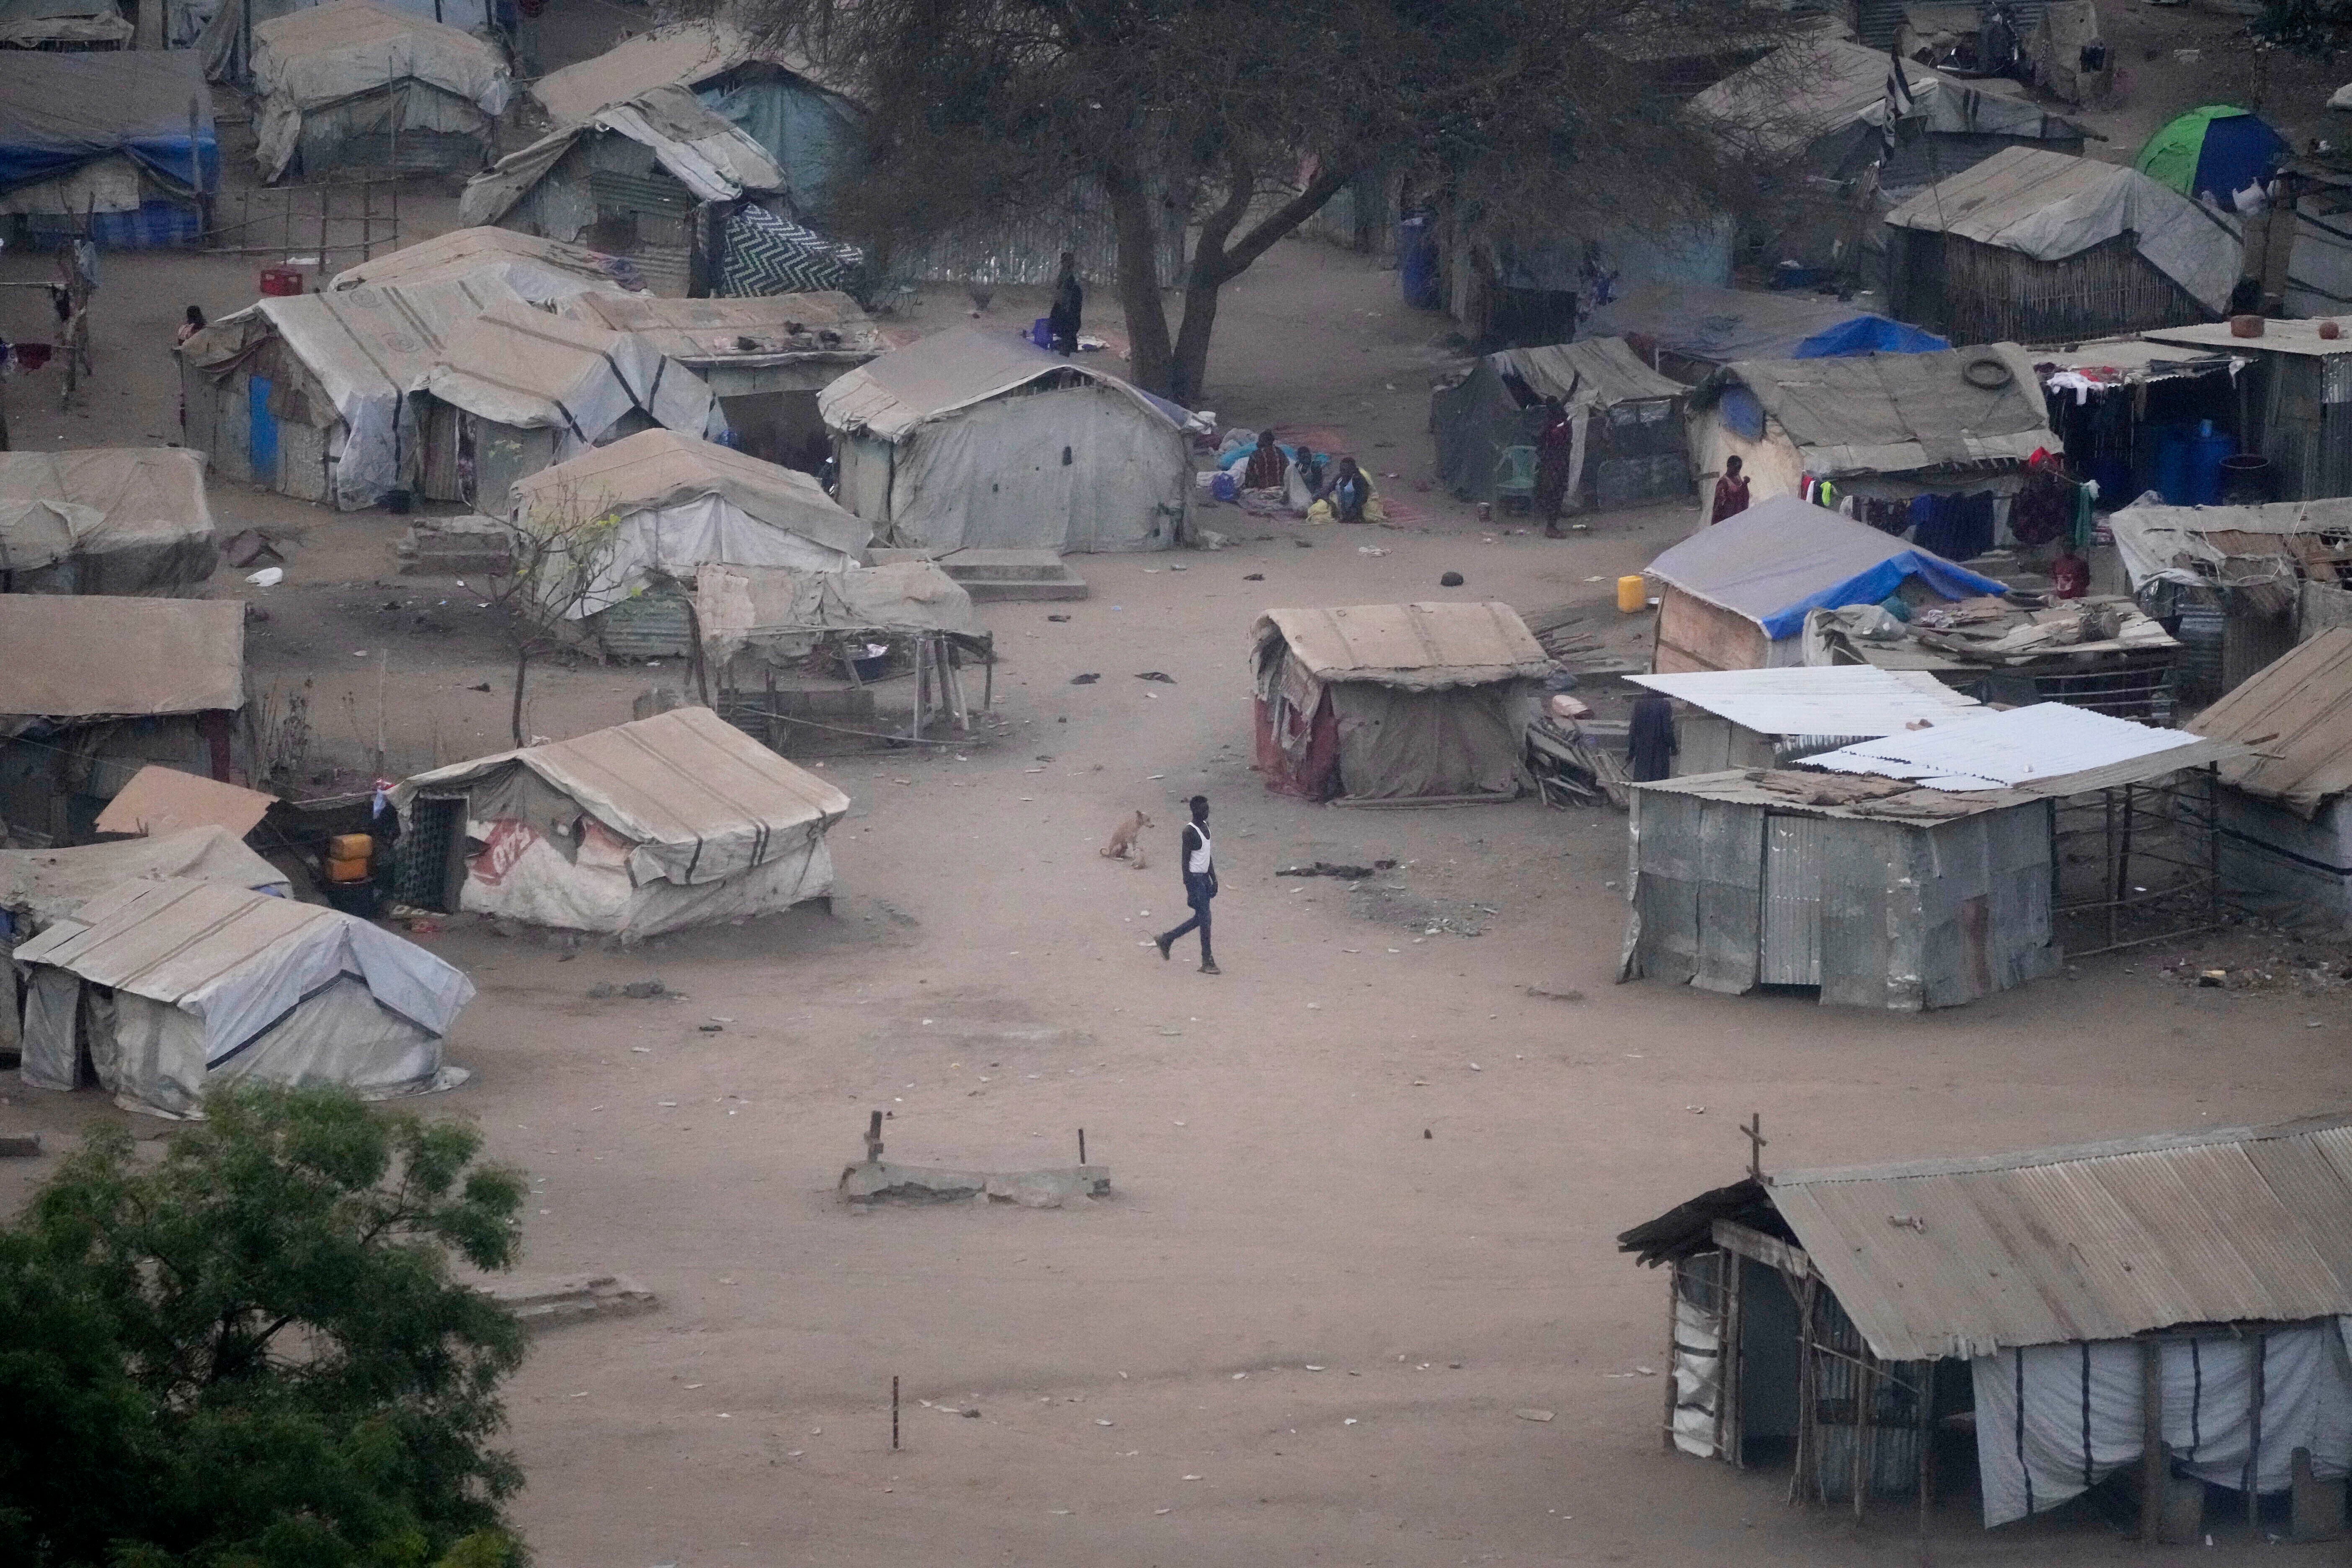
[325, 833, 373, 860]
[324, 855, 371, 884]
[1616, 575, 1648, 614]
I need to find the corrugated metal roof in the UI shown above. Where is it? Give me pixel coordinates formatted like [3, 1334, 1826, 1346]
[818, 325, 1177, 443]
[328, 227, 625, 300]
[1627, 665, 1986, 736]
[2148, 319, 2352, 361]
[1489, 338, 1682, 409]
[1764, 1113, 2352, 1359]
[1802, 702, 2244, 794]
[1630, 765, 2028, 822]
[1253, 602, 1555, 690]
[2187, 625, 2352, 817]
[565, 289, 882, 366]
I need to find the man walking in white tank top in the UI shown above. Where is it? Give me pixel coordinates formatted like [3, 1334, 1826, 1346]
[1154, 794, 1220, 974]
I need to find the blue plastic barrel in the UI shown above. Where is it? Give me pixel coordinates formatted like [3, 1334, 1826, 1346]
[2153, 425, 2193, 506]
[1399, 215, 1441, 311]
[2188, 423, 2234, 506]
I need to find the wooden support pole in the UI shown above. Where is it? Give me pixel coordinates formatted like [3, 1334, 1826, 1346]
[2246, 1333, 2267, 1528]
[2141, 1338, 2164, 1544]
[1659, 1261, 1683, 1453]
[891, 1374, 900, 1451]
[911, 634, 927, 741]
[1077, 1127, 1086, 1164]
[1852, 1351, 1874, 1521]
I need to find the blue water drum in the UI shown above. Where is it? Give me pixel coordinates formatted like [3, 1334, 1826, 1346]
[2152, 425, 2193, 506]
[2188, 424, 2235, 505]
[1399, 215, 1441, 311]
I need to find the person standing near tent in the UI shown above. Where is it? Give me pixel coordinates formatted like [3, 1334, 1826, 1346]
[1627, 693, 1678, 782]
[1534, 396, 1575, 538]
[1048, 251, 1083, 356]
[1709, 455, 1751, 524]
[1154, 795, 1219, 974]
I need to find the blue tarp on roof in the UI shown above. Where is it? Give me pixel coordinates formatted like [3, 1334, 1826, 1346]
[1579, 282, 1948, 366]
[1788, 315, 1952, 359]
[0, 52, 219, 196]
[1646, 493, 2010, 640]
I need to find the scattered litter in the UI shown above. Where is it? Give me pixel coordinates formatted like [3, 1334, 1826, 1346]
[1243, 573, 1264, 581]
[1304, 1364, 1326, 1371]
[1071, 673, 1100, 684]
[1357, 546, 1388, 556]
[1524, 985, 1585, 1002]
[244, 566, 284, 588]
[1439, 571, 1464, 587]
[1514, 1408, 1554, 1422]
[1135, 671, 1176, 683]
[1095, 1418, 1114, 1426]
[1344, 1418, 1359, 1426]
[1047, 614, 1070, 622]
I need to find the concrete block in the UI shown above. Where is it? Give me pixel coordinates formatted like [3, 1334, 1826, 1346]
[0, 1133, 42, 1158]
[479, 1272, 658, 1331]
[839, 1161, 1110, 1208]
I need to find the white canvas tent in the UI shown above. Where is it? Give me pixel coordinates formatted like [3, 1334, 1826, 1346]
[0, 827, 287, 1059]
[181, 269, 539, 508]
[251, 0, 510, 183]
[0, 828, 287, 939]
[508, 428, 867, 641]
[821, 326, 1191, 553]
[390, 705, 850, 936]
[15, 876, 472, 1118]
[419, 301, 722, 509]
[0, 449, 217, 596]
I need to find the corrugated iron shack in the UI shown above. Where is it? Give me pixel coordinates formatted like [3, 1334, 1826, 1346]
[1620, 704, 2242, 1008]
[1617, 1113, 2352, 1538]
[1623, 665, 1986, 775]
[2186, 624, 2352, 927]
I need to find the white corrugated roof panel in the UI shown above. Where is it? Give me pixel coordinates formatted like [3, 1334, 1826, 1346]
[1626, 665, 1986, 737]
[1801, 702, 2243, 794]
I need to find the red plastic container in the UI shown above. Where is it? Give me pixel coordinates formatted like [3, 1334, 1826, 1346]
[259, 265, 305, 297]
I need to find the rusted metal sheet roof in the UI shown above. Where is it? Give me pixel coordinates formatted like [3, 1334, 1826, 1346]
[1253, 602, 1555, 690]
[1765, 1113, 2352, 1359]
[2188, 625, 2352, 818]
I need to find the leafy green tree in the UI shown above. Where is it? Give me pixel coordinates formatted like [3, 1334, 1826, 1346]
[758, 0, 1792, 402]
[2257, 0, 2352, 56]
[0, 1087, 532, 1568]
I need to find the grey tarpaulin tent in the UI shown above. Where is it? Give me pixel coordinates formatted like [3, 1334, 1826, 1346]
[251, 0, 511, 183]
[0, 50, 216, 250]
[563, 290, 880, 468]
[0, 449, 217, 596]
[821, 326, 1191, 554]
[1251, 602, 1556, 803]
[1429, 337, 1688, 508]
[389, 705, 850, 936]
[1619, 1114, 2352, 1531]
[0, 595, 247, 845]
[509, 428, 868, 656]
[180, 267, 550, 510]
[0, 826, 286, 1059]
[15, 875, 473, 1117]
[417, 301, 722, 511]
[199, 0, 492, 87]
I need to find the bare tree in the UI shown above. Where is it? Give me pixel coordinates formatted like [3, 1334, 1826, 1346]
[483, 482, 623, 745]
[737, 0, 1802, 402]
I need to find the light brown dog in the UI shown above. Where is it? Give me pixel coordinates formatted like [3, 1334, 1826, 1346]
[1100, 809, 1152, 869]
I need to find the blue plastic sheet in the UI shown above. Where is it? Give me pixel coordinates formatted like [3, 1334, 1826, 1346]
[1788, 315, 1950, 359]
[0, 52, 218, 196]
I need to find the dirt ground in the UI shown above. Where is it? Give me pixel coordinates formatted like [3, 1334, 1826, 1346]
[5, 8, 2352, 1565]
